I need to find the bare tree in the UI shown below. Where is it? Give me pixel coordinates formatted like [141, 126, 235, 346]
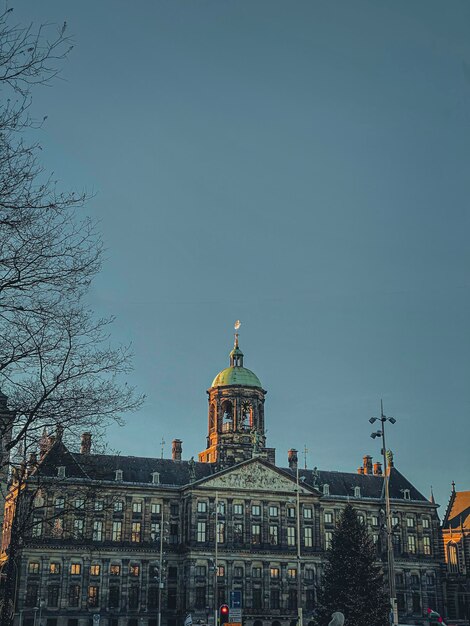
[0, 9, 143, 625]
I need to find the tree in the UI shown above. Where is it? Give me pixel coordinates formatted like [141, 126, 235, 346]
[316, 504, 390, 626]
[0, 8, 143, 625]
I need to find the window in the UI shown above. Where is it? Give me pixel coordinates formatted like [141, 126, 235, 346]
[423, 536, 431, 555]
[112, 521, 122, 542]
[151, 472, 160, 484]
[170, 503, 179, 516]
[270, 589, 280, 609]
[49, 563, 60, 575]
[234, 566, 243, 578]
[252, 589, 262, 609]
[324, 512, 333, 524]
[148, 587, 158, 609]
[304, 527, 313, 547]
[303, 507, 313, 519]
[197, 521, 206, 543]
[131, 522, 141, 543]
[306, 589, 315, 610]
[392, 534, 401, 555]
[25, 583, 39, 607]
[252, 505, 261, 516]
[392, 516, 399, 527]
[110, 564, 121, 576]
[216, 565, 225, 578]
[109, 586, 120, 609]
[234, 522, 243, 542]
[195, 586, 206, 609]
[412, 592, 421, 614]
[115, 469, 123, 481]
[32, 518, 43, 538]
[287, 506, 296, 518]
[151, 503, 161, 515]
[88, 585, 99, 608]
[410, 574, 420, 586]
[28, 562, 40, 575]
[149, 565, 159, 579]
[287, 526, 296, 546]
[48, 585, 60, 607]
[233, 503, 243, 515]
[68, 584, 81, 607]
[150, 522, 160, 540]
[55, 496, 65, 509]
[90, 564, 101, 576]
[270, 567, 280, 579]
[70, 563, 81, 575]
[197, 501, 207, 513]
[52, 517, 64, 538]
[269, 525, 278, 545]
[403, 489, 411, 500]
[217, 500, 225, 515]
[323, 484, 330, 496]
[287, 568, 297, 579]
[170, 523, 178, 543]
[406, 517, 415, 528]
[422, 517, 430, 529]
[73, 518, 84, 538]
[269, 505, 279, 517]
[132, 501, 142, 514]
[130, 564, 140, 577]
[358, 514, 365, 524]
[448, 543, 459, 573]
[354, 486, 361, 498]
[92, 520, 103, 541]
[114, 500, 123, 512]
[217, 522, 225, 544]
[94, 500, 104, 511]
[252, 566, 262, 578]
[325, 531, 333, 549]
[426, 573, 435, 586]
[74, 498, 85, 509]
[252, 524, 261, 545]
[371, 515, 379, 527]
[395, 573, 404, 585]
[304, 568, 314, 580]
[129, 585, 140, 609]
[408, 535, 417, 554]
[288, 589, 298, 610]
[195, 565, 206, 577]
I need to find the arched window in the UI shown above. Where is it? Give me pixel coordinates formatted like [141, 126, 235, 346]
[221, 400, 233, 432]
[241, 401, 252, 430]
[354, 486, 361, 498]
[448, 542, 459, 573]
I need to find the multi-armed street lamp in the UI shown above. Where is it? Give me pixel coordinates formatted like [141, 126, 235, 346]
[369, 401, 398, 626]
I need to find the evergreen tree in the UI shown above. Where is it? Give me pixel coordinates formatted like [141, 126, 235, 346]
[316, 504, 390, 626]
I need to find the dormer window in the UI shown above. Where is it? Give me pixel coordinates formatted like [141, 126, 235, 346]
[354, 486, 361, 498]
[115, 469, 123, 481]
[152, 472, 160, 485]
[403, 489, 410, 500]
[323, 484, 330, 496]
[57, 466, 66, 479]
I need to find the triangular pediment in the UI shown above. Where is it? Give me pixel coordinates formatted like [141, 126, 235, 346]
[195, 458, 314, 494]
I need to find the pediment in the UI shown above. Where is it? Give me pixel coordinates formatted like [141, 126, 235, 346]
[198, 459, 313, 493]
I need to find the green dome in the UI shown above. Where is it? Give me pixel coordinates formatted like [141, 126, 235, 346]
[211, 366, 262, 388]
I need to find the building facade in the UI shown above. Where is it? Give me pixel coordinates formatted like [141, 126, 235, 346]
[1, 335, 444, 626]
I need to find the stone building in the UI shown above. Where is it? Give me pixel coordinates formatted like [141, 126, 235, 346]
[441, 484, 470, 622]
[1, 335, 444, 626]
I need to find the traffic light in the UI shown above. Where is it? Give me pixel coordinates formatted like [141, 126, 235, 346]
[219, 604, 229, 625]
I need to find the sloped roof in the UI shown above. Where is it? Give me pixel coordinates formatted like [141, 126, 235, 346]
[442, 490, 470, 530]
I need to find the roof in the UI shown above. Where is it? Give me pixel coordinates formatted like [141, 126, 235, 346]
[442, 490, 470, 530]
[211, 366, 262, 389]
[34, 441, 429, 502]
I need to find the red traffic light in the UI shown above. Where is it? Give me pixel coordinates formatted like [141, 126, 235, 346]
[220, 605, 229, 615]
[219, 605, 229, 625]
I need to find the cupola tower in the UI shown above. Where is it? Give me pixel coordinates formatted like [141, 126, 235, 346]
[199, 324, 275, 468]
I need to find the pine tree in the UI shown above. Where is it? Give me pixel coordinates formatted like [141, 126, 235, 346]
[316, 504, 390, 626]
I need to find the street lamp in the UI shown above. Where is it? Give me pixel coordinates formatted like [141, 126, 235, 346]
[370, 400, 398, 626]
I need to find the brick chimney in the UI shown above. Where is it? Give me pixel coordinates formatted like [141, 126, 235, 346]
[363, 455, 373, 475]
[172, 439, 182, 461]
[80, 432, 92, 455]
[373, 461, 383, 476]
[357, 466, 365, 475]
[288, 449, 298, 470]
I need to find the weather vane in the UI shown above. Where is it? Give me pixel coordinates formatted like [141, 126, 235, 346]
[234, 320, 241, 346]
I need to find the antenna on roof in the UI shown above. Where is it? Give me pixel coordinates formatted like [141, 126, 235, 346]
[303, 445, 308, 469]
[160, 437, 165, 459]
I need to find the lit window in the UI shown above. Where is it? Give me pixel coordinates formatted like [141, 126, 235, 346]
[90, 564, 101, 576]
[49, 563, 60, 575]
[252, 505, 261, 516]
[112, 521, 122, 542]
[132, 502, 142, 514]
[110, 564, 121, 576]
[303, 507, 313, 519]
[324, 512, 333, 524]
[216, 565, 225, 577]
[130, 564, 140, 577]
[151, 503, 161, 515]
[423, 537, 431, 555]
[197, 501, 207, 513]
[70, 563, 81, 575]
[287, 527, 296, 546]
[270, 567, 280, 578]
[88, 585, 99, 607]
[52, 517, 64, 537]
[233, 503, 244, 515]
[448, 543, 459, 572]
[269, 505, 279, 517]
[304, 527, 313, 547]
[287, 568, 297, 579]
[197, 521, 206, 543]
[131, 522, 141, 543]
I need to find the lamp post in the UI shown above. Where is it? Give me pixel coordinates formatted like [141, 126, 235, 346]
[370, 400, 397, 626]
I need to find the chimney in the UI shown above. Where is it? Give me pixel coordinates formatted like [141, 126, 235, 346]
[172, 439, 182, 461]
[357, 466, 365, 475]
[80, 432, 92, 455]
[56, 423, 64, 441]
[363, 455, 373, 475]
[288, 449, 298, 470]
[373, 462, 383, 476]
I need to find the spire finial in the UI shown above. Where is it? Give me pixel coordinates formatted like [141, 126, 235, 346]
[452, 480, 456, 492]
[430, 486, 435, 504]
[234, 320, 241, 347]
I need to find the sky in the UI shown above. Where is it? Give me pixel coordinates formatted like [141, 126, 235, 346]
[12, 0, 470, 512]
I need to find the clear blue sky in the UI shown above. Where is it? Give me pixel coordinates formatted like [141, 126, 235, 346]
[14, 1, 470, 511]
